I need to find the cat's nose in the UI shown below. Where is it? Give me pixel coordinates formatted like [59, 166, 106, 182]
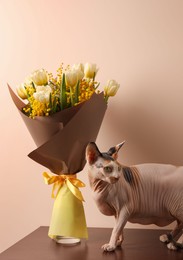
[109, 177, 119, 184]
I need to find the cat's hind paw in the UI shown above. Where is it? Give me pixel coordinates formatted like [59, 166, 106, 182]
[167, 242, 178, 251]
[102, 243, 116, 252]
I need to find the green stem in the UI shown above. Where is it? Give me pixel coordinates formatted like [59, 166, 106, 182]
[49, 93, 52, 112]
[104, 95, 109, 103]
[74, 80, 80, 104]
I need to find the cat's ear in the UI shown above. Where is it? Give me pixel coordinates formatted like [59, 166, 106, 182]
[107, 141, 125, 160]
[86, 142, 101, 165]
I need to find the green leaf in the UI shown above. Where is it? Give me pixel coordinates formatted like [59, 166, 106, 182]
[60, 73, 67, 110]
[70, 86, 74, 107]
[31, 81, 36, 91]
[53, 97, 57, 113]
[93, 72, 96, 81]
[95, 82, 100, 90]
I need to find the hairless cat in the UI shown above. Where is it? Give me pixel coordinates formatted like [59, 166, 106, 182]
[86, 142, 183, 251]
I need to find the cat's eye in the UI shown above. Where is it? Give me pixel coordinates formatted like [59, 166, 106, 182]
[118, 166, 121, 171]
[104, 166, 113, 173]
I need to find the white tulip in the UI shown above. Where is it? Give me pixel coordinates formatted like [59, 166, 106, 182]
[84, 63, 98, 79]
[33, 85, 52, 103]
[16, 84, 28, 99]
[65, 70, 78, 87]
[31, 69, 48, 86]
[24, 76, 33, 86]
[72, 63, 84, 72]
[104, 80, 120, 97]
[72, 63, 84, 80]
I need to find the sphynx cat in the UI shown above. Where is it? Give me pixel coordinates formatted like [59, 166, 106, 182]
[86, 141, 183, 251]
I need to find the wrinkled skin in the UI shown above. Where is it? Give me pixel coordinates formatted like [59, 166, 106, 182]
[86, 142, 183, 252]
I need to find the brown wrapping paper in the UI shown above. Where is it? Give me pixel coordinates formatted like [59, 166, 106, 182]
[8, 84, 107, 174]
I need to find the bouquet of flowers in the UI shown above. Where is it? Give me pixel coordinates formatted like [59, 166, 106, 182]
[8, 62, 119, 242]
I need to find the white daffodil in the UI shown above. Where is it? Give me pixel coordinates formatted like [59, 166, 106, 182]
[84, 63, 98, 79]
[33, 85, 52, 103]
[16, 83, 28, 100]
[31, 69, 48, 86]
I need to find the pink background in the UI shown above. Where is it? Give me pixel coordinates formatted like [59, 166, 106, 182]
[1, 0, 183, 252]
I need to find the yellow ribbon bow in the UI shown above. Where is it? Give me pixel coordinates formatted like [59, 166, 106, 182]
[43, 172, 85, 202]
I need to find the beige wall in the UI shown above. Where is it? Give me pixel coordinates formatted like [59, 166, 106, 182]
[1, 0, 183, 253]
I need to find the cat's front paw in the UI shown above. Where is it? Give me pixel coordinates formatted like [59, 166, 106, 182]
[116, 239, 123, 247]
[159, 234, 169, 243]
[102, 243, 116, 252]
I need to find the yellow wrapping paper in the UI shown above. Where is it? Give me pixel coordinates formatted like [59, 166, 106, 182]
[43, 173, 88, 239]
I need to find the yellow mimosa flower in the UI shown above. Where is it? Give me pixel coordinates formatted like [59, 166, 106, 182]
[17, 62, 119, 117]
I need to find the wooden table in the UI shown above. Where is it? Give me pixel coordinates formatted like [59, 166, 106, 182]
[0, 227, 182, 260]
